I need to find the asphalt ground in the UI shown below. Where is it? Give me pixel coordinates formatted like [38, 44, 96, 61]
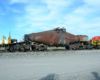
[0, 50, 100, 80]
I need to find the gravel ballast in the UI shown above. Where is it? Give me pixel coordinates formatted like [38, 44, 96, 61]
[0, 50, 100, 58]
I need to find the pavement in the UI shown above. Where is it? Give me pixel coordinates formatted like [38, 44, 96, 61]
[0, 50, 100, 80]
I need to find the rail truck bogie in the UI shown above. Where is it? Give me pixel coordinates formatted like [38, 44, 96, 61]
[0, 35, 47, 52]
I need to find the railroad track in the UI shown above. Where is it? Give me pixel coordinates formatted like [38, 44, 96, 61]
[0, 49, 65, 53]
[0, 48, 99, 53]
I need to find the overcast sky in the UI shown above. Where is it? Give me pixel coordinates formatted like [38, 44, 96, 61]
[0, 0, 100, 43]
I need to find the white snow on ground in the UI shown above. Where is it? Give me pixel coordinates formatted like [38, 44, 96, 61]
[0, 50, 100, 80]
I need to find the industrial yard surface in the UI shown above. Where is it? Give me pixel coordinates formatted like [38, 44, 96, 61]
[0, 50, 100, 80]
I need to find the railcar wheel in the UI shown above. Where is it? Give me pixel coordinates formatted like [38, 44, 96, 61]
[5, 46, 10, 52]
[98, 46, 100, 49]
[9, 46, 15, 52]
[38, 46, 42, 51]
[31, 46, 36, 51]
[19, 46, 25, 52]
[65, 45, 70, 50]
[97, 46, 100, 49]
[16, 44, 20, 51]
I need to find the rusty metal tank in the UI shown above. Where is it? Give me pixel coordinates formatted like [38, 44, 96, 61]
[24, 27, 79, 46]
